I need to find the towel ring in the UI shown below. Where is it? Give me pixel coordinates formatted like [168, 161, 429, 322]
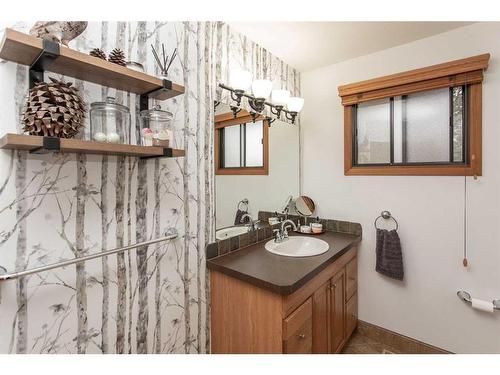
[374, 210, 398, 231]
[238, 198, 249, 211]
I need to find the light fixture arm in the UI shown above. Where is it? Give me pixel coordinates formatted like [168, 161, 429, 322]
[266, 117, 276, 126]
[284, 111, 298, 124]
[250, 111, 259, 123]
[230, 106, 242, 118]
[248, 97, 266, 113]
[220, 83, 244, 107]
[270, 105, 283, 118]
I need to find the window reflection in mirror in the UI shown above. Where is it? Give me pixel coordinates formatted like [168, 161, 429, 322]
[214, 103, 300, 233]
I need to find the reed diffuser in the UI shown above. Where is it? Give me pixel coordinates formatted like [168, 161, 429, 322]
[151, 43, 177, 78]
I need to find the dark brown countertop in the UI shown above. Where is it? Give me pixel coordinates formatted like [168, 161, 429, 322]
[207, 231, 361, 295]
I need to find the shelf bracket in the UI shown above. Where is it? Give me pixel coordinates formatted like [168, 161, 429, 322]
[140, 147, 174, 159]
[30, 136, 61, 154]
[29, 39, 60, 88]
[139, 79, 174, 111]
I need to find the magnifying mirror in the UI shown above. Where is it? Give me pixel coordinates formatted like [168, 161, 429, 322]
[295, 196, 315, 216]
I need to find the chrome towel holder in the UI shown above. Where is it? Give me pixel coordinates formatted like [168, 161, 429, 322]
[374, 210, 399, 231]
[457, 290, 500, 311]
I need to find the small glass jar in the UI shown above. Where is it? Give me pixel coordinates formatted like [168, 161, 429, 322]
[89, 97, 131, 144]
[139, 105, 173, 147]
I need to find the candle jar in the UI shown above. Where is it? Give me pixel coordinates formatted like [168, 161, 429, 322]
[139, 105, 173, 147]
[89, 97, 131, 144]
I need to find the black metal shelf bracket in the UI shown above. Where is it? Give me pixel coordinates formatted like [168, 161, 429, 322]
[139, 79, 174, 112]
[30, 136, 61, 154]
[140, 147, 174, 160]
[29, 39, 61, 89]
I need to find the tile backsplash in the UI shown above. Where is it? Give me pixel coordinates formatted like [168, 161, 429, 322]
[207, 211, 362, 259]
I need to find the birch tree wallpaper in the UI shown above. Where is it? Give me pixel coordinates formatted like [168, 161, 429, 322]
[0, 21, 300, 354]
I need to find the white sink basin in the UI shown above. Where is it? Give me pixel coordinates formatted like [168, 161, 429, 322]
[265, 236, 329, 257]
[216, 226, 248, 240]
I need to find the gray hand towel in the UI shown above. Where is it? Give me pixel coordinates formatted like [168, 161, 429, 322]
[375, 229, 404, 280]
[234, 209, 250, 225]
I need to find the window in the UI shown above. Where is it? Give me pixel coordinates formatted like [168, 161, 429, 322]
[353, 86, 466, 166]
[338, 54, 489, 176]
[215, 111, 269, 175]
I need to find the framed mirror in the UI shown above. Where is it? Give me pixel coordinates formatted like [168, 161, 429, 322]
[214, 103, 300, 238]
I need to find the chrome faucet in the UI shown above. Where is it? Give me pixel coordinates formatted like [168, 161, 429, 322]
[273, 219, 298, 242]
[240, 213, 259, 231]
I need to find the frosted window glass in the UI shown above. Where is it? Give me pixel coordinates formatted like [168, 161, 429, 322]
[406, 88, 449, 163]
[393, 96, 403, 163]
[245, 121, 264, 167]
[356, 98, 390, 164]
[452, 86, 464, 162]
[223, 125, 241, 167]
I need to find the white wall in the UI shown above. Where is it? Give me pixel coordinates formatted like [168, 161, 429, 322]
[301, 22, 500, 353]
[216, 120, 300, 228]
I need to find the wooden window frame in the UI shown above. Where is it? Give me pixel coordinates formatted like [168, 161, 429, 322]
[215, 110, 269, 175]
[338, 54, 490, 176]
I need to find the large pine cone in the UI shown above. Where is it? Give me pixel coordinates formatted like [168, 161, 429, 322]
[22, 77, 86, 138]
[89, 48, 106, 60]
[108, 48, 126, 66]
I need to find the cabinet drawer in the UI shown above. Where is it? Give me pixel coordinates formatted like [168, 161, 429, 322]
[283, 298, 312, 354]
[345, 256, 357, 302]
[345, 292, 358, 339]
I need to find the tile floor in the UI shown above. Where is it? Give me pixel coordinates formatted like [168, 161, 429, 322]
[342, 330, 401, 354]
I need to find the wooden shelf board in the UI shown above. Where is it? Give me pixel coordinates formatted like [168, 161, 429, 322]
[0, 28, 184, 100]
[0, 134, 185, 158]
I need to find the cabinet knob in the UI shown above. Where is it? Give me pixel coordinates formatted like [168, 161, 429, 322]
[330, 284, 337, 290]
[298, 333, 306, 339]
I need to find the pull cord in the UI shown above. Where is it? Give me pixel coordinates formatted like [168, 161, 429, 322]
[463, 175, 468, 267]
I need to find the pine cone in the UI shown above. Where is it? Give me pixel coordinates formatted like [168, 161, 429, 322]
[108, 48, 126, 66]
[89, 48, 106, 60]
[22, 77, 86, 138]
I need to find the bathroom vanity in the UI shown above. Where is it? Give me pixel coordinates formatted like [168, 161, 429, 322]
[208, 231, 360, 354]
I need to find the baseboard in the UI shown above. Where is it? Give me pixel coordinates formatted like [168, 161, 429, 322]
[357, 320, 452, 354]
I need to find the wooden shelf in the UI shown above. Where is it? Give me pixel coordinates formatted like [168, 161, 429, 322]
[0, 28, 184, 100]
[0, 134, 185, 158]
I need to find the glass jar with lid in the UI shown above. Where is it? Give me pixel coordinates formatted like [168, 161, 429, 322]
[139, 105, 173, 147]
[89, 97, 131, 144]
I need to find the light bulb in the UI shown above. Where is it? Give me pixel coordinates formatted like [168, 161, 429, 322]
[251, 79, 273, 99]
[271, 89, 290, 107]
[229, 69, 252, 91]
[287, 97, 304, 113]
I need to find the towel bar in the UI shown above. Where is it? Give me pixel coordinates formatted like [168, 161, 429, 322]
[0, 229, 177, 282]
[457, 290, 500, 311]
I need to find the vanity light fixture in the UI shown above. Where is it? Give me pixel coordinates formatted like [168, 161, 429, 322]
[249, 79, 273, 112]
[285, 97, 305, 124]
[228, 69, 252, 106]
[220, 69, 304, 125]
[270, 89, 290, 117]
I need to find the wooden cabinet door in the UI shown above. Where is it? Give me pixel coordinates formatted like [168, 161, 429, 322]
[283, 298, 313, 354]
[312, 281, 330, 353]
[345, 292, 358, 339]
[345, 256, 357, 302]
[330, 270, 345, 353]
